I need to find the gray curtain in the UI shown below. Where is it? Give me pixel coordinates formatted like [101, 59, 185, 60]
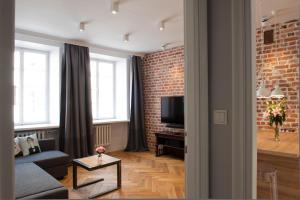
[59, 43, 93, 159]
[125, 56, 148, 151]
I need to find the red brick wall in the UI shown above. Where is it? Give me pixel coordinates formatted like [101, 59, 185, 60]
[256, 20, 300, 132]
[143, 46, 184, 151]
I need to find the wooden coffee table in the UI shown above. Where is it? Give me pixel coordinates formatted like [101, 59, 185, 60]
[73, 154, 121, 199]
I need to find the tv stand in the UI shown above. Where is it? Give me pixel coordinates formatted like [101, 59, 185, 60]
[155, 131, 184, 159]
[166, 124, 184, 129]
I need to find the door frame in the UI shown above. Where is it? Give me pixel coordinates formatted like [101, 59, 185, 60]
[0, 0, 257, 198]
[184, 0, 256, 198]
[231, 0, 257, 198]
[184, 0, 209, 198]
[0, 0, 15, 199]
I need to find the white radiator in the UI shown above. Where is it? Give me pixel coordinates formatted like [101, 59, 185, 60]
[16, 130, 46, 140]
[94, 124, 111, 147]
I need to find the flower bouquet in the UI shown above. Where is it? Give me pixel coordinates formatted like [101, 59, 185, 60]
[95, 146, 106, 158]
[263, 98, 287, 141]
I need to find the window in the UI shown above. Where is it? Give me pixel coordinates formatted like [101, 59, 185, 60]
[14, 41, 60, 127]
[14, 49, 49, 125]
[90, 54, 129, 121]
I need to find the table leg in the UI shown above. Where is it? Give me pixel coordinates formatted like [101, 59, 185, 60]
[117, 161, 122, 189]
[73, 162, 77, 189]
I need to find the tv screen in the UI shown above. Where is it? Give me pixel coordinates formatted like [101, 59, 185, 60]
[161, 96, 184, 128]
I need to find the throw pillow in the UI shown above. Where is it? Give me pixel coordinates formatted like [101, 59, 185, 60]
[18, 134, 41, 156]
[14, 137, 23, 157]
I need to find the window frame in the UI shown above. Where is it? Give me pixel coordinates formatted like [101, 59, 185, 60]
[14, 47, 50, 126]
[90, 58, 117, 121]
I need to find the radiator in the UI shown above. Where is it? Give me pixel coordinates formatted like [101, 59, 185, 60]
[15, 130, 47, 140]
[94, 124, 111, 147]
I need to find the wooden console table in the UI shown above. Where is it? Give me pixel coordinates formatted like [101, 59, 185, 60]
[155, 132, 184, 159]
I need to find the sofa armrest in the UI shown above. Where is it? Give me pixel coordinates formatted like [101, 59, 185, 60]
[39, 138, 56, 151]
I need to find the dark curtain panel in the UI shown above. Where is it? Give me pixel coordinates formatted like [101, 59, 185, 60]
[59, 43, 93, 159]
[125, 56, 148, 151]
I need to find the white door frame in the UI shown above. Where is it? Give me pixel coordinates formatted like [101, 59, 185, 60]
[184, 0, 209, 198]
[0, 0, 15, 199]
[184, 0, 256, 198]
[0, 0, 256, 198]
[231, 0, 257, 198]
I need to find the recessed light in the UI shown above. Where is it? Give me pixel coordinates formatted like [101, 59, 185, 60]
[111, 0, 119, 15]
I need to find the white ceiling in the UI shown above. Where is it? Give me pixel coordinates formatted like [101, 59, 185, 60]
[16, 0, 184, 54]
[256, 0, 300, 26]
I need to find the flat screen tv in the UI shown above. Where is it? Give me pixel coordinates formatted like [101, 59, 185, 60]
[161, 96, 184, 128]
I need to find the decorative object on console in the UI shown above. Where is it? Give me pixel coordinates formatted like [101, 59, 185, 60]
[263, 98, 287, 141]
[95, 146, 106, 158]
[17, 133, 41, 156]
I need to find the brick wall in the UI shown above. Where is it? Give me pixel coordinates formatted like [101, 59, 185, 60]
[256, 20, 300, 132]
[143, 46, 184, 151]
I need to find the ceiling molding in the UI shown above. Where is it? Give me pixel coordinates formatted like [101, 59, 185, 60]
[15, 29, 145, 57]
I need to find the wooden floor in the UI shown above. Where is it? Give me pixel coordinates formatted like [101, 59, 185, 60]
[257, 131, 299, 158]
[60, 151, 185, 199]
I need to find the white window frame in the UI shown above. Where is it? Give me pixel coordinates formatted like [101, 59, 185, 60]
[91, 58, 117, 121]
[14, 47, 50, 126]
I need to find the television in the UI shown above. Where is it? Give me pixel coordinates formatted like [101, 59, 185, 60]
[161, 96, 184, 128]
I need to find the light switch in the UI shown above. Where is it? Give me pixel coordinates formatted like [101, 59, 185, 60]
[213, 110, 228, 125]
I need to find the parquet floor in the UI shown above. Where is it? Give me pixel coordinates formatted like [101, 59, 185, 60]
[60, 151, 185, 199]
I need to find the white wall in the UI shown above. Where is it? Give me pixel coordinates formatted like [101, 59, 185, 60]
[107, 122, 129, 152]
[0, 0, 15, 199]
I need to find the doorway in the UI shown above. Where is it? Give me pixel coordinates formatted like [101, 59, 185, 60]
[255, 1, 300, 199]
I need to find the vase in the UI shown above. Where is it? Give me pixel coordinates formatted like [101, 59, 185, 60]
[274, 126, 280, 142]
[97, 153, 102, 158]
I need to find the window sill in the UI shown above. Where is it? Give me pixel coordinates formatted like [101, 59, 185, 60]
[93, 119, 130, 125]
[14, 119, 130, 132]
[14, 124, 59, 132]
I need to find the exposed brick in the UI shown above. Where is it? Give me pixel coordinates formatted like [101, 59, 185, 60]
[257, 20, 299, 132]
[143, 46, 184, 151]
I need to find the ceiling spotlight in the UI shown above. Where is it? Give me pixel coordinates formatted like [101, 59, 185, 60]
[123, 34, 129, 43]
[159, 21, 165, 31]
[111, 0, 119, 15]
[79, 22, 85, 32]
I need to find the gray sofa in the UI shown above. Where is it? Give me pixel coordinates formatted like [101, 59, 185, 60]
[15, 138, 70, 199]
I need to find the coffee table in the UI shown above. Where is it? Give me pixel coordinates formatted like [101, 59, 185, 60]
[73, 154, 121, 199]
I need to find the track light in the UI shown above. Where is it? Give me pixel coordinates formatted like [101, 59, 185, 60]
[79, 22, 85, 32]
[161, 43, 169, 50]
[111, 0, 119, 15]
[161, 44, 167, 50]
[123, 34, 129, 43]
[159, 21, 165, 31]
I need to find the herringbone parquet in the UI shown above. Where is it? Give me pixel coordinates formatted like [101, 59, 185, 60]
[60, 151, 185, 199]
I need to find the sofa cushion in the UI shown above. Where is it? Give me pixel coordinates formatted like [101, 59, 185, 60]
[15, 163, 65, 199]
[15, 150, 70, 169]
[17, 134, 41, 156]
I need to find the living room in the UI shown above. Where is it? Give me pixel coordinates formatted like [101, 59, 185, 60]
[12, 0, 185, 199]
